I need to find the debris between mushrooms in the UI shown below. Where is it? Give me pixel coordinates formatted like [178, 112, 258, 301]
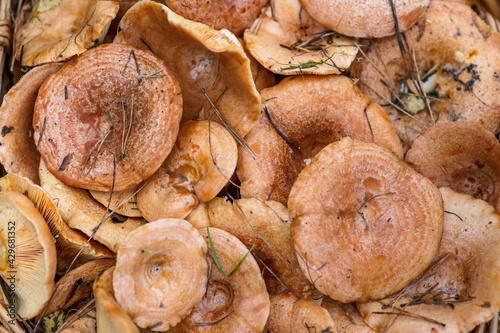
[299, 0, 429, 38]
[113, 219, 208, 331]
[244, 0, 358, 75]
[168, 227, 269, 332]
[358, 188, 500, 332]
[33, 43, 183, 191]
[288, 137, 443, 302]
[0, 63, 63, 184]
[321, 297, 375, 333]
[90, 186, 142, 218]
[237, 75, 403, 205]
[137, 120, 238, 221]
[13, 0, 119, 67]
[115, 0, 261, 137]
[0, 190, 56, 319]
[405, 122, 500, 212]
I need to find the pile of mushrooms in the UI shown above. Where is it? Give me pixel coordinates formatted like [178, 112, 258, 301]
[0, 0, 500, 331]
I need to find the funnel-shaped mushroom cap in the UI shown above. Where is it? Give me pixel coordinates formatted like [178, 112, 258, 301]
[0, 190, 56, 319]
[237, 75, 403, 205]
[264, 293, 336, 333]
[405, 122, 500, 212]
[164, 0, 267, 36]
[244, 0, 358, 75]
[33, 43, 183, 192]
[44, 259, 115, 316]
[114, 219, 209, 330]
[321, 297, 375, 333]
[137, 120, 237, 221]
[115, 0, 261, 137]
[289, 137, 443, 302]
[0, 63, 63, 184]
[94, 267, 139, 333]
[299, 0, 429, 38]
[186, 197, 310, 296]
[0, 173, 114, 273]
[350, 0, 500, 147]
[90, 187, 142, 218]
[168, 227, 269, 332]
[14, 0, 118, 67]
[358, 188, 500, 332]
[39, 159, 146, 253]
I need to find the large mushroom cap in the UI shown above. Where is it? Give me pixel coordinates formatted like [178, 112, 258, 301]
[113, 219, 208, 330]
[289, 137, 443, 302]
[237, 75, 403, 205]
[351, 0, 500, 147]
[243, 0, 358, 75]
[0, 63, 63, 184]
[169, 227, 269, 332]
[33, 43, 183, 191]
[405, 121, 500, 212]
[358, 188, 500, 332]
[14, 0, 118, 67]
[137, 120, 238, 221]
[115, 0, 261, 137]
[0, 190, 56, 319]
[299, 0, 429, 38]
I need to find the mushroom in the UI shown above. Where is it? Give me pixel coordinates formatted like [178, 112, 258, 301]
[137, 120, 238, 221]
[288, 137, 443, 302]
[350, 0, 500, 148]
[299, 0, 429, 38]
[94, 267, 139, 333]
[0, 190, 56, 319]
[33, 43, 183, 192]
[168, 227, 269, 332]
[264, 293, 335, 333]
[186, 197, 310, 296]
[164, 0, 267, 36]
[13, 0, 118, 67]
[358, 188, 500, 332]
[90, 186, 142, 218]
[243, 0, 358, 75]
[405, 122, 500, 212]
[237, 75, 403, 205]
[114, 0, 261, 137]
[39, 158, 146, 253]
[321, 297, 375, 333]
[0, 62, 63, 184]
[238, 37, 276, 92]
[0, 173, 114, 273]
[113, 219, 209, 330]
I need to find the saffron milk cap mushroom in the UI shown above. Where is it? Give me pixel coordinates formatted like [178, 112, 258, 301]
[33, 43, 183, 191]
[0, 190, 56, 319]
[288, 137, 444, 302]
[113, 219, 209, 331]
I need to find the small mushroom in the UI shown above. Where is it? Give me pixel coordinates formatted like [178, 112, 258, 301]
[288, 137, 443, 302]
[0, 62, 63, 184]
[39, 159, 146, 253]
[264, 293, 335, 333]
[186, 197, 310, 296]
[358, 188, 500, 332]
[168, 227, 269, 332]
[113, 219, 208, 330]
[33, 43, 183, 191]
[13, 0, 119, 66]
[244, 0, 358, 75]
[299, 0, 429, 38]
[321, 297, 375, 333]
[237, 75, 403, 205]
[90, 186, 142, 218]
[115, 0, 261, 137]
[0, 190, 56, 318]
[94, 267, 139, 333]
[137, 120, 238, 221]
[405, 122, 500, 212]
[0, 173, 114, 273]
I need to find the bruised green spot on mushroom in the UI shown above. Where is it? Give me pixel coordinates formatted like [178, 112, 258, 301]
[1, 126, 13, 137]
[58, 153, 73, 171]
